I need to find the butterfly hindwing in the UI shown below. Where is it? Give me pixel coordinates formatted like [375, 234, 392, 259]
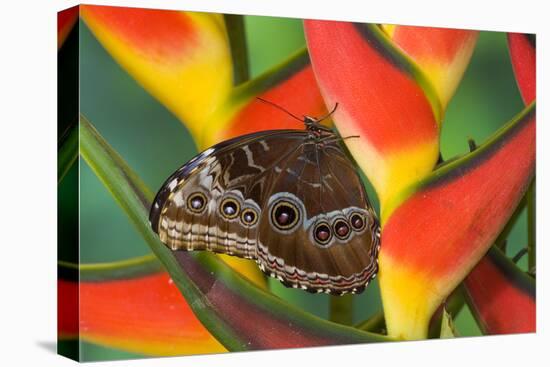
[256, 141, 379, 294]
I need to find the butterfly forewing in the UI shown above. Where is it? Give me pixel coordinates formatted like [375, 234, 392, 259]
[150, 130, 308, 258]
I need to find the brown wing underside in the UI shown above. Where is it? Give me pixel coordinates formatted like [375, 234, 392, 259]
[152, 132, 380, 294]
[154, 132, 307, 259]
[256, 142, 379, 294]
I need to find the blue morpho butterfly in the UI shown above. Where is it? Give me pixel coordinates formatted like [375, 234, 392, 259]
[149, 99, 380, 295]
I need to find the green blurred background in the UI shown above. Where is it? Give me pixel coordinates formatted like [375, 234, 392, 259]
[66, 13, 527, 361]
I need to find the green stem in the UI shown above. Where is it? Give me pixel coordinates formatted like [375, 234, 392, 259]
[58, 123, 78, 183]
[79, 115, 246, 350]
[527, 179, 536, 271]
[58, 254, 163, 282]
[329, 295, 353, 325]
[494, 193, 527, 252]
[224, 14, 249, 85]
[354, 312, 385, 333]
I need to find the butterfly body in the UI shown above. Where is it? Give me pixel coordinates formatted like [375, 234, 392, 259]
[150, 120, 380, 295]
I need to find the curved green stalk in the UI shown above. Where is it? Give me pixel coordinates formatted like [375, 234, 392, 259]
[527, 180, 536, 272]
[355, 312, 385, 333]
[224, 14, 250, 85]
[58, 123, 78, 183]
[59, 254, 162, 282]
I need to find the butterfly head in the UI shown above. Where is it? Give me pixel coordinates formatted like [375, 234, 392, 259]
[303, 102, 339, 138]
[303, 115, 335, 138]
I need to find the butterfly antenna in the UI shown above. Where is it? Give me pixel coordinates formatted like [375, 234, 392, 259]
[342, 135, 360, 140]
[316, 102, 339, 123]
[256, 97, 304, 122]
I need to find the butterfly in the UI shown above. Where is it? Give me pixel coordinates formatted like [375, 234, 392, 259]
[149, 100, 380, 295]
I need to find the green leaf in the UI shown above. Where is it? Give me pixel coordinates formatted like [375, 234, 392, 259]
[79, 115, 391, 351]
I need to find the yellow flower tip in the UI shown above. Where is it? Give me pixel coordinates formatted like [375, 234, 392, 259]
[387, 27, 479, 113]
[80, 6, 233, 141]
[380, 143, 440, 221]
[380, 24, 397, 38]
[378, 255, 441, 340]
[421, 41, 477, 111]
[346, 138, 440, 224]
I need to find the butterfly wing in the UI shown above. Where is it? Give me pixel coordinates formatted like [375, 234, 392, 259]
[255, 140, 380, 294]
[150, 130, 309, 259]
[150, 131, 380, 295]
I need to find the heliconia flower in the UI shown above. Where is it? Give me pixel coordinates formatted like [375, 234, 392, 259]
[458, 32, 536, 336]
[80, 4, 328, 150]
[58, 271, 227, 356]
[58, 6, 79, 49]
[305, 19, 534, 340]
[378, 104, 535, 339]
[508, 33, 536, 104]
[462, 246, 535, 335]
[381, 24, 478, 110]
[304, 21, 445, 214]
[80, 5, 234, 144]
[58, 250, 265, 356]
[305, 22, 477, 215]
